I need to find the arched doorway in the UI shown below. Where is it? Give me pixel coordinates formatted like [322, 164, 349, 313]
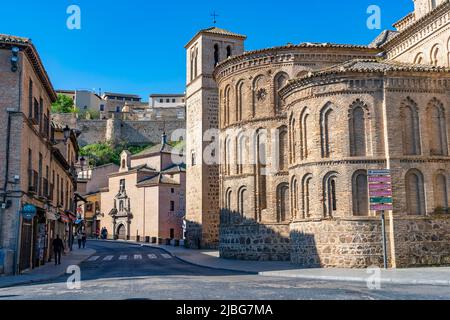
[117, 224, 126, 240]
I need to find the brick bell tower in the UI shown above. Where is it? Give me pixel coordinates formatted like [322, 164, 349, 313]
[184, 27, 246, 248]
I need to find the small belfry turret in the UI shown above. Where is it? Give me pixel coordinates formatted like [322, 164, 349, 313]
[184, 26, 246, 248]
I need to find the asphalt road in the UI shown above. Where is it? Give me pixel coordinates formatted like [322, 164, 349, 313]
[0, 241, 450, 300]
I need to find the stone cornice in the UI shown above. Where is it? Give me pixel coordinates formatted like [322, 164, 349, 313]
[221, 115, 286, 130]
[214, 47, 380, 83]
[289, 159, 387, 170]
[383, 0, 450, 57]
[281, 68, 450, 102]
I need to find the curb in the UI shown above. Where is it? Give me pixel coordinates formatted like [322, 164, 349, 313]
[258, 272, 450, 287]
[90, 240, 450, 287]
[0, 249, 96, 289]
[97, 239, 257, 275]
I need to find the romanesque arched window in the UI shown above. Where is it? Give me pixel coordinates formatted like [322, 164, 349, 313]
[256, 129, 267, 213]
[238, 186, 248, 220]
[224, 85, 232, 126]
[414, 52, 425, 64]
[301, 174, 313, 218]
[236, 80, 244, 122]
[320, 103, 335, 158]
[352, 170, 369, 216]
[278, 126, 288, 172]
[430, 44, 441, 66]
[252, 75, 265, 117]
[405, 169, 426, 215]
[226, 45, 232, 58]
[349, 100, 369, 157]
[431, 0, 437, 9]
[225, 188, 233, 224]
[276, 183, 290, 222]
[401, 98, 421, 156]
[224, 136, 232, 175]
[300, 107, 310, 160]
[274, 72, 289, 114]
[427, 98, 448, 156]
[291, 176, 298, 219]
[236, 132, 248, 175]
[190, 49, 194, 82]
[434, 172, 448, 211]
[289, 116, 297, 164]
[194, 48, 198, 78]
[323, 172, 338, 217]
[225, 188, 232, 209]
[447, 37, 450, 67]
[214, 44, 220, 66]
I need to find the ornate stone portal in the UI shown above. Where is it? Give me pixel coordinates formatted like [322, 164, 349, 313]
[109, 180, 133, 240]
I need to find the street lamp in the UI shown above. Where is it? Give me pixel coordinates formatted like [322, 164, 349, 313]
[63, 125, 71, 141]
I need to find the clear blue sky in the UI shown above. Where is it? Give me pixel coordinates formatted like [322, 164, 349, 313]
[1, 1, 412, 100]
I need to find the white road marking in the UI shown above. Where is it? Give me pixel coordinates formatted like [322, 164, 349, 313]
[134, 254, 142, 260]
[103, 255, 114, 261]
[87, 256, 100, 262]
[147, 254, 157, 259]
[161, 254, 172, 259]
[119, 255, 128, 260]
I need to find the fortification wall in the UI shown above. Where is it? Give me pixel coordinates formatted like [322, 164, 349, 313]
[51, 113, 185, 146]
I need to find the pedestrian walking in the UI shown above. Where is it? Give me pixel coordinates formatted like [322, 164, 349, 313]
[52, 235, 65, 265]
[77, 231, 82, 249]
[82, 231, 87, 248]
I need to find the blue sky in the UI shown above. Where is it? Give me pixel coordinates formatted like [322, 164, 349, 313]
[2, 1, 412, 100]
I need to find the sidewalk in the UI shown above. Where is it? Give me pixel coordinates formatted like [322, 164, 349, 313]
[118, 240, 450, 287]
[0, 247, 95, 289]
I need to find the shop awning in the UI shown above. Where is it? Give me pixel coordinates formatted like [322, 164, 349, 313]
[59, 213, 70, 223]
[46, 211, 58, 221]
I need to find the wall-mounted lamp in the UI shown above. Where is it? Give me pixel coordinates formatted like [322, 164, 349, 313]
[11, 46, 19, 72]
[63, 125, 71, 141]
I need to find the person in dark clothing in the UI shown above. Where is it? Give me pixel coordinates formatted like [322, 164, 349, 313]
[82, 232, 87, 248]
[77, 232, 82, 249]
[52, 235, 65, 265]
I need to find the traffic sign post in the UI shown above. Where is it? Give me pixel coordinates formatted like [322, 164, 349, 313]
[368, 169, 393, 269]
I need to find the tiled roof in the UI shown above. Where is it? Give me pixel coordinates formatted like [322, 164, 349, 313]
[214, 42, 380, 76]
[161, 164, 186, 174]
[198, 27, 246, 38]
[131, 143, 174, 158]
[136, 174, 179, 187]
[317, 59, 450, 74]
[185, 27, 247, 48]
[281, 59, 450, 96]
[0, 34, 31, 45]
[369, 30, 399, 48]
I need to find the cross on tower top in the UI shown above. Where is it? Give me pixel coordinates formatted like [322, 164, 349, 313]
[211, 11, 219, 25]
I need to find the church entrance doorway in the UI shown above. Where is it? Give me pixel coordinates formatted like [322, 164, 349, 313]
[117, 224, 126, 240]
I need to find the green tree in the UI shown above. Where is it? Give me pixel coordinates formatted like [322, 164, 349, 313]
[80, 142, 154, 167]
[51, 94, 78, 114]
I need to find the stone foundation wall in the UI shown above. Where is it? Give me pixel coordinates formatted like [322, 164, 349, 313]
[290, 218, 386, 268]
[219, 223, 290, 261]
[393, 216, 450, 268]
